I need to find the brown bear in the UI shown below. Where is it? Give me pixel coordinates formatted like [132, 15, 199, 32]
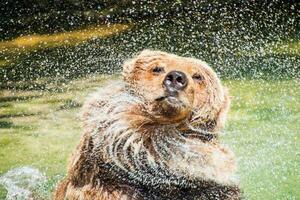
[54, 50, 240, 200]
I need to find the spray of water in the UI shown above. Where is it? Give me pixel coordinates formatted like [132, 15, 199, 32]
[0, 1, 298, 199]
[0, 167, 47, 200]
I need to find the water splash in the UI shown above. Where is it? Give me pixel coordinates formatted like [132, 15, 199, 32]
[0, 167, 47, 200]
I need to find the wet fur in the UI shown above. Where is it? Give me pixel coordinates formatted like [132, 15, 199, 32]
[54, 50, 240, 200]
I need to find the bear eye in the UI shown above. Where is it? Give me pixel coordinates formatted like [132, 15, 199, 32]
[152, 66, 165, 74]
[192, 74, 204, 82]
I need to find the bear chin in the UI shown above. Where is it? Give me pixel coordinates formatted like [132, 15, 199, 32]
[150, 96, 191, 124]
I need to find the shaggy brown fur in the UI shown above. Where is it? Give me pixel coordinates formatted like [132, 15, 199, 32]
[54, 50, 240, 200]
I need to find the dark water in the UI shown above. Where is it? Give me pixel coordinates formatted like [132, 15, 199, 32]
[0, 0, 299, 91]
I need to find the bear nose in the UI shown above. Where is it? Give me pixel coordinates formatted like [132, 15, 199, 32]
[163, 71, 188, 91]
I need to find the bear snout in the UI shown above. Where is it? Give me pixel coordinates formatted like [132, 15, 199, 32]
[163, 71, 188, 93]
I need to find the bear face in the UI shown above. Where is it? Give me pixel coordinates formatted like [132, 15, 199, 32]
[123, 50, 229, 130]
[58, 50, 239, 200]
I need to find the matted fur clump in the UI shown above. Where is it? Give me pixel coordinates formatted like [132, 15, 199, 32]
[54, 50, 240, 200]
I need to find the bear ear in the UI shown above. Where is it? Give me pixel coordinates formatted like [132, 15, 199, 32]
[122, 49, 166, 81]
[213, 87, 231, 131]
[122, 57, 136, 80]
[122, 49, 150, 80]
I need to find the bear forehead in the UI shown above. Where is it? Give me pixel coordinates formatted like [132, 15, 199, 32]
[138, 54, 209, 75]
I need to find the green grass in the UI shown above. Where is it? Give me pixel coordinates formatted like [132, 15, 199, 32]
[0, 77, 299, 199]
[269, 40, 300, 55]
[223, 80, 300, 199]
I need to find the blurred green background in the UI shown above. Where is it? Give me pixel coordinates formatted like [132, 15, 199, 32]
[0, 1, 299, 199]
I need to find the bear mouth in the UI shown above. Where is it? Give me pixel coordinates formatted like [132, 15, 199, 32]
[155, 95, 183, 105]
[155, 95, 185, 112]
[152, 95, 190, 122]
